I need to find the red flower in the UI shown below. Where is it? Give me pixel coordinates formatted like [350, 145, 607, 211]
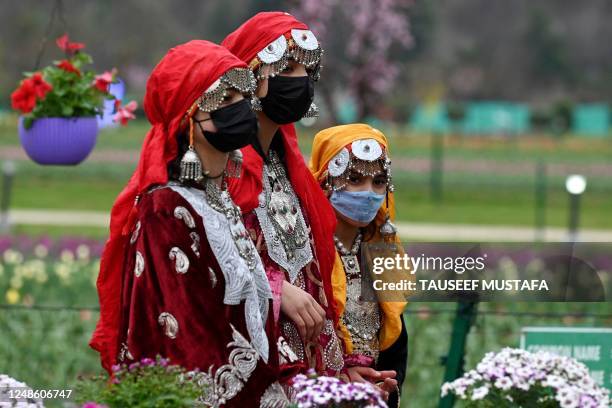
[93, 69, 116, 93]
[113, 100, 138, 125]
[57, 59, 81, 76]
[11, 81, 37, 113]
[28, 73, 53, 98]
[10, 73, 53, 114]
[56, 33, 85, 55]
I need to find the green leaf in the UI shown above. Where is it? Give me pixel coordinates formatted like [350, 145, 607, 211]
[61, 105, 74, 116]
[23, 116, 34, 129]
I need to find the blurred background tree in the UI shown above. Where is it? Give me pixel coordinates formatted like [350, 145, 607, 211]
[1, 0, 611, 124]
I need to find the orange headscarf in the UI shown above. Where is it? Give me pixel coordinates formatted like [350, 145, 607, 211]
[310, 124, 409, 352]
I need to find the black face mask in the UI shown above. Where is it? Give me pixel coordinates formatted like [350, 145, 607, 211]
[260, 75, 314, 124]
[197, 99, 258, 153]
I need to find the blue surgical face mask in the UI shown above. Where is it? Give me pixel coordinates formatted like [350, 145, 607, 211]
[330, 190, 386, 224]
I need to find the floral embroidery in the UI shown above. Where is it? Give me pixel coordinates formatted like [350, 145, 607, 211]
[190, 324, 259, 407]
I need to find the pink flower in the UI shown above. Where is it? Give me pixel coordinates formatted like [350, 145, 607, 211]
[113, 100, 138, 126]
[93, 69, 117, 93]
[56, 33, 85, 55]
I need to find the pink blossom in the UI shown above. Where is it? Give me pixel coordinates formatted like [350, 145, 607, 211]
[113, 100, 138, 125]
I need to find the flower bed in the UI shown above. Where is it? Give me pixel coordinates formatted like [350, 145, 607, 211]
[442, 347, 610, 407]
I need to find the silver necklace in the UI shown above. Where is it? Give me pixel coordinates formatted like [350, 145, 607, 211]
[333, 232, 362, 278]
[205, 180, 258, 272]
[255, 150, 313, 283]
[335, 231, 381, 361]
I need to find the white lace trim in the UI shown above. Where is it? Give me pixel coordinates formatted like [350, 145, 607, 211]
[168, 184, 272, 362]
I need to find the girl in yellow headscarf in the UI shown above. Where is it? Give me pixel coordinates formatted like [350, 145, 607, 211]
[310, 123, 409, 407]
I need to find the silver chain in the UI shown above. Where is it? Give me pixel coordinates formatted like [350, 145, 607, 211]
[333, 232, 362, 257]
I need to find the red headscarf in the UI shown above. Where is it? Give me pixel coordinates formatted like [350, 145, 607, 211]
[222, 12, 338, 321]
[90, 40, 247, 373]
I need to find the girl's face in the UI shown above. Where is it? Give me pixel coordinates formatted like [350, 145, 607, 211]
[331, 167, 388, 228]
[255, 60, 308, 98]
[193, 89, 244, 133]
[191, 89, 244, 175]
[343, 169, 388, 195]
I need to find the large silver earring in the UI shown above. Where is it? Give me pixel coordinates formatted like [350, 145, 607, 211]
[251, 96, 262, 112]
[303, 101, 319, 118]
[226, 149, 243, 178]
[179, 146, 204, 183]
[179, 115, 204, 183]
[380, 215, 398, 238]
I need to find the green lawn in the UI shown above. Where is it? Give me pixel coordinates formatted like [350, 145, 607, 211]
[2, 116, 612, 234]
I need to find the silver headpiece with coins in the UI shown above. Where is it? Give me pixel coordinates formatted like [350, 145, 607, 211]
[196, 68, 257, 113]
[249, 27, 322, 118]
[179, 68, 256, 183]
[325, 138, 394, 193]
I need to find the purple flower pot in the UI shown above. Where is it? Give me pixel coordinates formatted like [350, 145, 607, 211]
[18, 117, 98, 165]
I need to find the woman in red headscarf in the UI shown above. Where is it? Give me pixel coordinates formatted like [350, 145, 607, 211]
[221, 12, 344, 380]
[90, 40, 292, 406]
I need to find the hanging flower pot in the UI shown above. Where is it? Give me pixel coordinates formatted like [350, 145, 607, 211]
[18, 116, 98, 165]
[10, 33, 137, 166]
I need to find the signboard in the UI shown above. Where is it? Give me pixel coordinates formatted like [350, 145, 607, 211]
[520, 327, 612, 391]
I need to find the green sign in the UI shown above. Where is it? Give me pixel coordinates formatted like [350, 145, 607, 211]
[520, 327, 612, 391]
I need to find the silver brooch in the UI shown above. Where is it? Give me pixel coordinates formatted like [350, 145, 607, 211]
[158, 312, 179, 339]
[328, 147, 350, 177]
[134, 251, 144, 277]
[351, 139, 383, 161]
[169, 247, 190, 274]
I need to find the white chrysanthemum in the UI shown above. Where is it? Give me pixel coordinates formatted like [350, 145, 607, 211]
[33, 244, 48, 259]
[76, 244, 90, 261]
[3, 249, 24, 265]
[472, 385, 489, 400]
[59, 249, 74, 263]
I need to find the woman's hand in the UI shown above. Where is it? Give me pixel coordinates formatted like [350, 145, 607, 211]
[347, 367, 397, 401]
[280, 280, 326, 342]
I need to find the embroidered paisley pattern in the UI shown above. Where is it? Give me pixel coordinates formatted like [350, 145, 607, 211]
[169, 247, 190, 274]
[158, 312, 179, 339]
[208, 267, 218, 288]
[174, 206, 196, 228]
[323, 320, 345, 371]
[134, 251, 144, 277]
[191, 324, 259, 408]
[130, 221, 141, 244]
[168, 183, 272, 362]
[277, 336, 299, 365]
[190, 232, 201, 258]
[118, 342, 134, 362]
